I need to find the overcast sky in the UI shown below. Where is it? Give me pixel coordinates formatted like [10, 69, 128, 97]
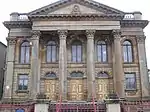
[0, 0, 149, 67]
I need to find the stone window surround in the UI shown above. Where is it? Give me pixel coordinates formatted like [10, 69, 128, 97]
[16, 74, 29, 93]
[122, 40, 134, 63]
[124, 72, 137, 91]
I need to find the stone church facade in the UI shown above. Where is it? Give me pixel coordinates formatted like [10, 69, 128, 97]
[1, 0, 150, 111]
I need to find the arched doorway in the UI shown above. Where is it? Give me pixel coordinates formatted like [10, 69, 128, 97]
[96, 71, 110, 100]
[68, 72, 85, 101]
[44, 72, 58, 100]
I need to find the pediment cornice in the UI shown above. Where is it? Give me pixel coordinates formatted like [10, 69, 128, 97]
[28, 0, 125, 16]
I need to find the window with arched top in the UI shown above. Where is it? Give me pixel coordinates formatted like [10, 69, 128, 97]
[46, 41, 57, 62]
[70, 72, 84, 78]
[97, 72, 109, 78]
[16, 109, 25, 112]
[71, 40, 82, 63]
[45, 72, 56, 78]
[97, 40, 107, 62]
[123, 40, 133, 62]
[20, 41, 30, 63]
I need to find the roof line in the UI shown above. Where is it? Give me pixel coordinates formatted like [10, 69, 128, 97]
[0, 41, 7, 47]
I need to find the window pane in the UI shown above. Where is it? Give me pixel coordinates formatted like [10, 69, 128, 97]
[18, 75, 28, 90]
[123, 46, 127, 62]
[72, 46, 77, 62]
[97, 45, 101, 62]
[47, 46, 51, 62]
[52, 46, 56, 62]
[25, 47, 30, 63]
[21, 47, 25, 63]
[128, 46, 133, 62]
[77, 45, 82, 62]
[71, 72, 83, 77]
[102, 45, 107, 62]
[125, 73, 136, 90]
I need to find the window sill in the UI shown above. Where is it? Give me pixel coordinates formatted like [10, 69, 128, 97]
[41, 77, 58, 80]
[125, 89, 137, 91]
[67, 76, 87, 79]
[16, 90, 29, 94]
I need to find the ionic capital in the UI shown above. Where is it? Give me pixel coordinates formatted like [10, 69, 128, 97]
[86, 30, 95, 39]
[136, 35, 146, 44]
[112, 29, 121, 39]
[31, 30, 41, 40]
[58, 30, 68, 40]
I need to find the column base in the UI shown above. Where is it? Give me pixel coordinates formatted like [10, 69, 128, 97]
[35, 103, 49, 112]
[106, 103, 121, 112]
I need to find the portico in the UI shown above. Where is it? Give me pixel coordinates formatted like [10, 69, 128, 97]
[29, 27, 125, 101]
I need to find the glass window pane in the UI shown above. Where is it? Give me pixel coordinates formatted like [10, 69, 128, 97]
[52, 46, 56, 62]
[47, 46, 51, 62]
[18, 75, 28, 90]
[128, 46, 133, 62]
[25, 47, 30, 63]
[77, 45, 82, 62]
[97, 45, 101, 62]
[72, 46, 77, 62]
[21, 47, 25, 63]
[102, 45, 107, 62]
[123, 46, 127, 62]
[125, 73, 136, 89]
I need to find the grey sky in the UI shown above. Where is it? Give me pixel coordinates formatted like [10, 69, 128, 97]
[0, 0, 149, 67]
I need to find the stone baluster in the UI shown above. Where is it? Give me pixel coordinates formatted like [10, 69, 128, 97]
[137, 35, 150, 98]
[3, 37, 16, 99]
[86, 30, 96, 100]
[58, 30, 68, 100]
[112, 30, 124, 98]
[31, 31, 41, 99]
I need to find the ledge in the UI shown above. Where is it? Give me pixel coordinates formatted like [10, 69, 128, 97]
[3, 21, 32, 30]
[15, 90, 29, 94]
[121, 20, 149, 29]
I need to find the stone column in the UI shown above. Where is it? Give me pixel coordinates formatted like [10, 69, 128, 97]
[58, 30, 68, 100]
[3, 37, 16, 99]
[137, 35, 150, 98]
[112, 30, 124, 98]
[86, 30, 96, 99]
[31, 31, 41, 99]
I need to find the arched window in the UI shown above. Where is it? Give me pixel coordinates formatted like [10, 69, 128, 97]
[71, 40, 82, 63]
[97, 72, 109, 78]
[97, 40, 107, 62]
[45, 72, 56, 78]
[46, 41, 57, 62]
[16, 109, 25, 112]
[70, 72, 84, 78]
[20, 41, 30, 63]
[123, 40, 133, 62]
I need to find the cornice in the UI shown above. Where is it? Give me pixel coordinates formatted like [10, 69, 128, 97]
[3, 21, 32, 30]
[121, 20, 149, 29]
[28, 14, 124, 21]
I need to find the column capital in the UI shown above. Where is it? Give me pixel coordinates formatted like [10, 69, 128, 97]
[136, 35, 146, 43]
[58, 30, 68, 40]
[112, 29, 121, 39]
[86, 30, 96, 39]
[31, 30, 41, 40]
[6, 37, 17, 45]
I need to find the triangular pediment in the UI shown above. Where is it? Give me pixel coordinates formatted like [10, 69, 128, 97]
[28, 0, 125, 16]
